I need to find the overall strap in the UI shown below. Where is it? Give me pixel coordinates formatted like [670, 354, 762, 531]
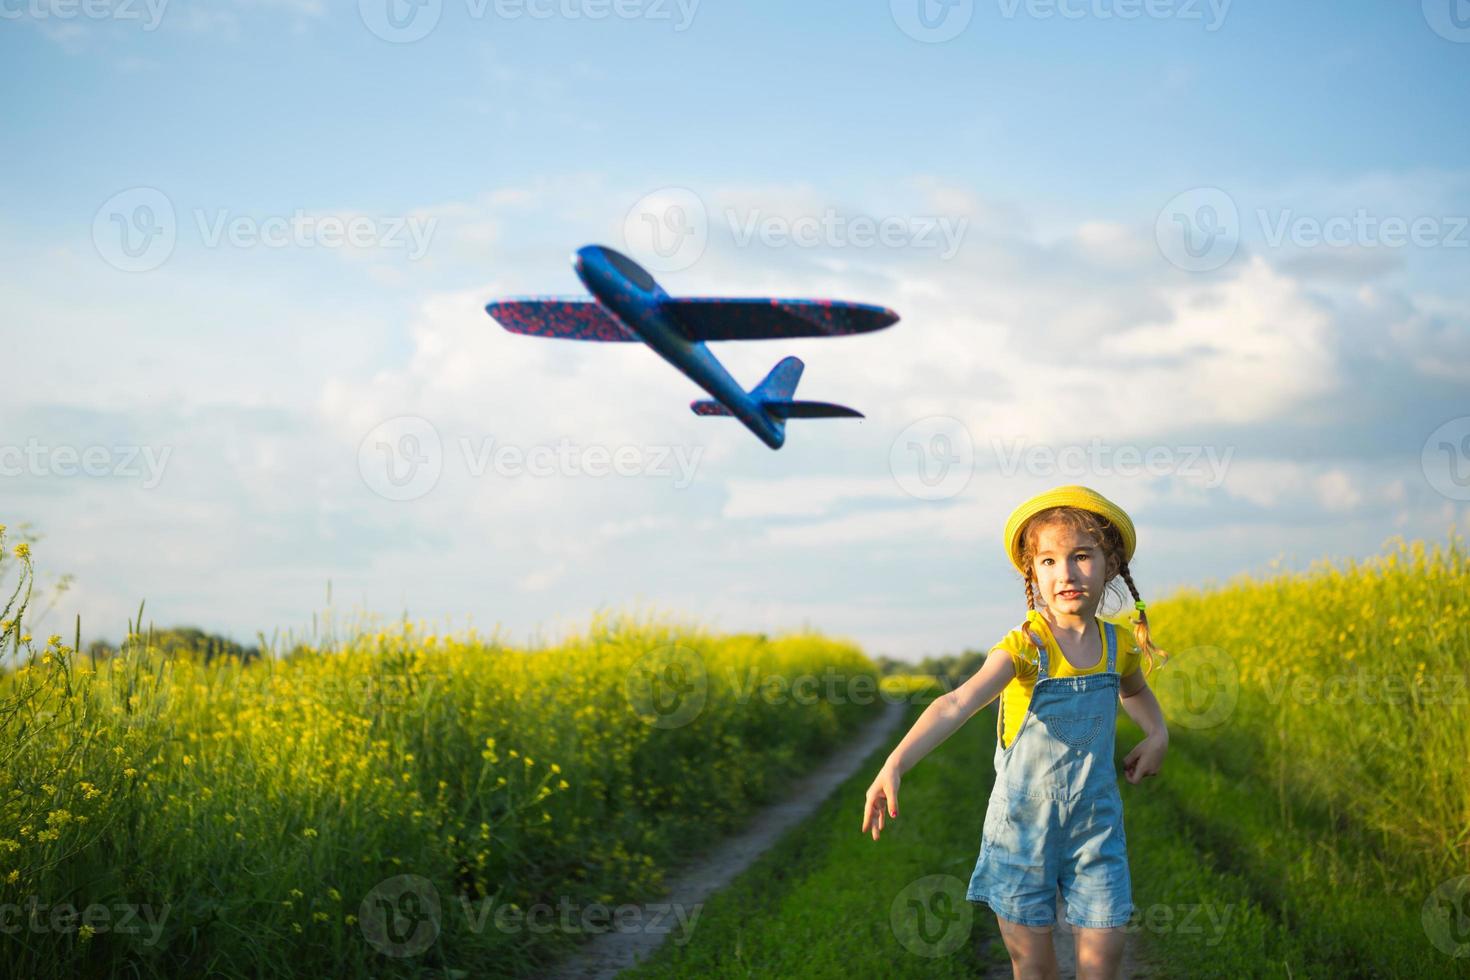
[1030, 625, 1050, 680]
[1105, 621, 1118, 672]
[996, 649, 1006, 744]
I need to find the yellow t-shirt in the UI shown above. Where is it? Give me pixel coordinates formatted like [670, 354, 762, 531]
[992, 610, 1142, 749]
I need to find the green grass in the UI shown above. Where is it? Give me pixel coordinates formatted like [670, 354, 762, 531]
[1120, 725, 1470, 978]
[621, 694, 1009, 979]
[619, 684, 1470, 979]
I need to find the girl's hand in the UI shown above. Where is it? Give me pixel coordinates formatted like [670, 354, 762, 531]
[1123, 733, 1167, 784]
[862, 765, 901, 840]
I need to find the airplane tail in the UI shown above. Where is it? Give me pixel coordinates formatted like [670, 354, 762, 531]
[751, 355, 804, 403]
[689, 356, 865, 425]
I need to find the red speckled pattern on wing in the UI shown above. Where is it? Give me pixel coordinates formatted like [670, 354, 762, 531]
[486, 300, 639, 341]
[690, 400, 734, 416]
[667, 298, 898, 341]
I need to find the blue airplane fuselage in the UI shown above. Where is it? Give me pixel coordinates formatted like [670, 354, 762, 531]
[572, 245, 786, 449]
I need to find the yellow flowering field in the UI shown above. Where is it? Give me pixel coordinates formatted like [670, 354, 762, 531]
[1145, 532, 1470, 883]
[0, 526, 881, 978]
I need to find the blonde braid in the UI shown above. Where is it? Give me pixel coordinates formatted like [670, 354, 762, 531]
[1118, 563, 1169, 675]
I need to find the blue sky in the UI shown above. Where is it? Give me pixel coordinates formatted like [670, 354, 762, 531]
[4, 0, 1469, 659]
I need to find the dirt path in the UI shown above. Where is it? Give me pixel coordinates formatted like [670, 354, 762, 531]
[547, 700, 908, 980]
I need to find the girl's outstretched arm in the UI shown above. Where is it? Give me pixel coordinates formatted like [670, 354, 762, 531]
[861, 647, 1016, 840]
[1118, 669, 1168, 783]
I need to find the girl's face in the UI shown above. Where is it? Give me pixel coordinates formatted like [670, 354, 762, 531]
[1030, 523, 1107, 613]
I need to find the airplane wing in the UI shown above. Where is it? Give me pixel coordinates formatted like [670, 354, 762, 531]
[486, 299, 640, 342]
[666, 298, 898, 342]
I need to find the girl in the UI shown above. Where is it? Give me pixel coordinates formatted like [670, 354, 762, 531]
[862, 485, 1169, 980]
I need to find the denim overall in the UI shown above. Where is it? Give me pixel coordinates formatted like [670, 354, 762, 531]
[966, 619, 1134, 929]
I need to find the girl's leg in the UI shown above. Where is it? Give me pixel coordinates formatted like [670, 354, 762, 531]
[1072, 925, 1126, 979]
[995, 914, 1059, 980]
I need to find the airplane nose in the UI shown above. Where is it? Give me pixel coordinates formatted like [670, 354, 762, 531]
[572, 245, 608, 296]
[575, 244, 659, 293]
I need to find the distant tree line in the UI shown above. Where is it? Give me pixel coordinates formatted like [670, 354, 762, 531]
[85, 626, 262, 665]
[872, 647, 988, 689]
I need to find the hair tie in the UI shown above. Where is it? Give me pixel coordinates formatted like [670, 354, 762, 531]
[1135, 600, 1147, 611]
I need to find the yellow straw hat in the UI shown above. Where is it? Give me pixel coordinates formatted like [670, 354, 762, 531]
[1003, 485, 1136, 576]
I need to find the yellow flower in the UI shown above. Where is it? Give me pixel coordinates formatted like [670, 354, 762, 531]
[6, 870, 18, 884]
[13, 543, 30, 560]
[78, 925, 95, 942]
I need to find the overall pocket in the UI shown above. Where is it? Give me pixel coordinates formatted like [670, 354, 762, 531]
[1047, 712, 1103, 748]
[981, 789, 1009, 843]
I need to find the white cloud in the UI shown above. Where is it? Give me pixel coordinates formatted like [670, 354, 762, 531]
[722, 476, 897, 519]
[1314, 469, 1362, 512]
[519, 563, 566, 592]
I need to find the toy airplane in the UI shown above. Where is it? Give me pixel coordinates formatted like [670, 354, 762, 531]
[485, 245, 899, 449]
